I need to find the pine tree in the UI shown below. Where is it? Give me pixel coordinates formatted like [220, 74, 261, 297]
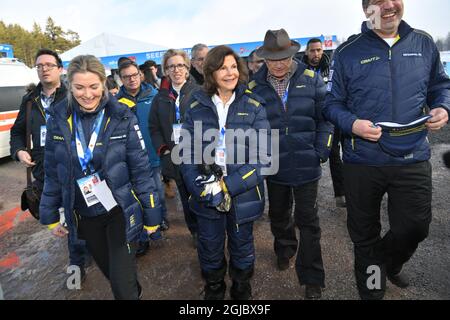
[0, 17, 81, 67]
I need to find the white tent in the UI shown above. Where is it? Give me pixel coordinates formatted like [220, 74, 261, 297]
[60, 33, 167, 62]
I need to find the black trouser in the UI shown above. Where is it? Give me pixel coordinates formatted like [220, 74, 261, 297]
[77, 207, 139, 300]
[175, 176, 198, 235]
[343, 161, 432, 299]
[267, 180, 325, 287]
[329, 128, 345, 197]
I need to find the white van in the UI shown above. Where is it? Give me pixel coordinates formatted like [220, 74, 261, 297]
[0, 58, 39, 158]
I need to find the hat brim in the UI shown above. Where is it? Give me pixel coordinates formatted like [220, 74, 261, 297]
[256, 40, 300, 60]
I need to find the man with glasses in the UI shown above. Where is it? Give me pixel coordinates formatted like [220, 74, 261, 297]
[116, 59, 169, 257]
[10, 48, 90, 286]
[190, 43, 209, 85]
[249, 29, 333, 299]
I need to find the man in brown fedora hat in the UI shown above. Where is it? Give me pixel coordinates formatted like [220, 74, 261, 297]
[250, 29, 334, 299]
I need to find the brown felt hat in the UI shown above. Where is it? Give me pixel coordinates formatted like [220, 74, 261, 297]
[256, 29, 300, 60]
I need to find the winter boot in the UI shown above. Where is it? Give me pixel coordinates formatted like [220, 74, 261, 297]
[202, 264, 227, 300]
[229, 265, 254, 300]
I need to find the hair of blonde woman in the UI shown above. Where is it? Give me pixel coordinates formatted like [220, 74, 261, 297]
[161, 49, 191, 76]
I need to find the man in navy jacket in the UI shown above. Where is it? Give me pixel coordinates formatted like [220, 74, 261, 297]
[251, 29, 333, 300]
[323, 0, 450, 300]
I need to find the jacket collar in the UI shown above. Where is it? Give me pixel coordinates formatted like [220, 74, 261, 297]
[193, 84, 247, 110]
[27, 82, 67, 104]
[50, 94, 129, 151]
[302, 53, 330, 73]
[118, 83, 156, 102]
[189, 67, 204, 85]
[160, 77, 197, 101]
[361, 20, 413, 40]
[253, 58, 306, 86]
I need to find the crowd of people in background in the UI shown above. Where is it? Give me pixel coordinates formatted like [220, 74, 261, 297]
[9, 0, 450, 301]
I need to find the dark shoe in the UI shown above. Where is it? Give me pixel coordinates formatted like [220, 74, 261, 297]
[230, 281, 252, 300]
[229, 265, 254, 300]
[277, 257, 290, 271]
[80, 267, 86, 283]
[387, 271, 410, 288]
[160, 219, 169, 232]
[204, 280, 226, 300]
[335, 196, 346, 208]
[136, 241, 149, 257]
[137, 282, 143, 300]
[305, 285, 322, 300]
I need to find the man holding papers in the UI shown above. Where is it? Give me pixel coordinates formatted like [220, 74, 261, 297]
[323, 0, 450, 299]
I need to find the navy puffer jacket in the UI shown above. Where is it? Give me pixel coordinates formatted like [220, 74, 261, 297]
[39, 96, 162, 243]
[250, 60, 333, 186]
[323, 20, 450, 166]
[180, 85, 271, 224]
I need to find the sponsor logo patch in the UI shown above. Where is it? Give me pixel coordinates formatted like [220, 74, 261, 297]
[53, 135, 64, 141]
[360, 56, 381, 65]
[403, 53, 422, 57]
[110, 135, 127, 140]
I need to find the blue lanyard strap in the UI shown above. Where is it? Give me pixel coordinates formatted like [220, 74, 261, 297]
[282, 83, 290, 112]
[74, 109, 105, 174]
[175, 97, 181, 123]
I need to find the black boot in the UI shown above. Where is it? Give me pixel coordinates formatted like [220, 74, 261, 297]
[202, 264, 227, 300]
[229, 265, 254, 300]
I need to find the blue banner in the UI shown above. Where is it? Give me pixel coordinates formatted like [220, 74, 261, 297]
[62, 35, 338, 70]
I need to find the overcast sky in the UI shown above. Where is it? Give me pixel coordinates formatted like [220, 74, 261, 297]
[1, 0, 449, 48]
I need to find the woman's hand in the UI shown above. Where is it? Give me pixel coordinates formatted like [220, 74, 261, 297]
[52, 224, 69, 237]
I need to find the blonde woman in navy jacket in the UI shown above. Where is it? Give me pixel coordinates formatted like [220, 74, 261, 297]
[39, 55, 162, 300]
[180, 46, 271, 300]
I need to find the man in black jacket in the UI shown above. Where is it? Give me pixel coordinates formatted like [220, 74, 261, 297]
[303, 39, 346, 208]
[11, 49, 66, 187]
[10, 49, 90, 284]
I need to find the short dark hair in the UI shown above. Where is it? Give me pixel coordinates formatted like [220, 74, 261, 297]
[362, 0, 370, 9]
[117, 56, 131, 67]
[203, 45, 248, 97]
[306, 38, 322, 50]
[118, 59, 139, 77]
[144, 60, 157, 69]
[139, 60, 157, 72]
[106, 76, 119, 91]
[35, 49, 63, 67]
[248, 50, 257, 60]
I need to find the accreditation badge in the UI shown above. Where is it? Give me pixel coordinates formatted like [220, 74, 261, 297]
[172, 124, 182, 145]
[77, 173, 101, 207]
[40, 126, 47, 147]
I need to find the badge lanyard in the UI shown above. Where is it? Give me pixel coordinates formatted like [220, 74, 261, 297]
[219, 127, 226, 147]
[175, 96, 181, 124]
[74, 109, 105, 175]
[282, 83, 290, 112]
